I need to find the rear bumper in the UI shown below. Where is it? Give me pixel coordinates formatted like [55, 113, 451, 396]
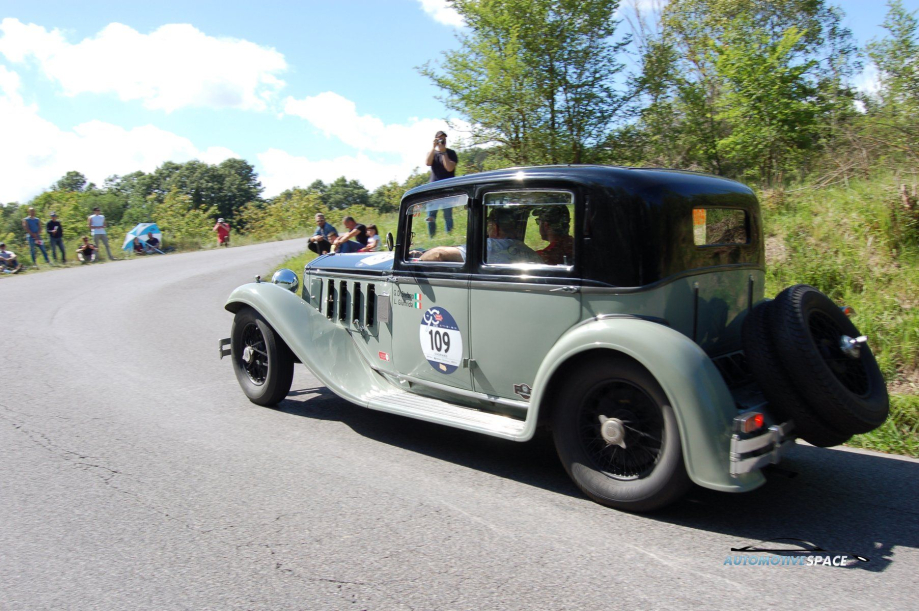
[729, 421, 796, 476]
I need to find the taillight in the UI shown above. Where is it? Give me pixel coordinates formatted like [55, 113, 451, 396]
[734, 412, 766, 434]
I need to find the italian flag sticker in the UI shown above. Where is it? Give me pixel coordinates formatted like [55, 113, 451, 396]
[412, 293, 422, 309]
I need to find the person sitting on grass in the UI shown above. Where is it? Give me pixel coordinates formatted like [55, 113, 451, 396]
[0, 242, 23, 273]
[330, 216, 369, 253]
[133, 237, 146, 255]
[76, 236, 97, 263]
[145, 234, 160, 252]
[360, 225, 380, 252]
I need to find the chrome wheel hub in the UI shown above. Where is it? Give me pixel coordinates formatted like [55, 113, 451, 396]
[242, 345, 254, 364]
[839, 334, 868, 360]
[599, 415, 627, 449]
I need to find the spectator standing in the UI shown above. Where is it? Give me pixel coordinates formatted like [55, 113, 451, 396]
[307, 213, 338, 255]
[360, 225, 380, 252]
[76, 236, 97, 263]
[331, 216, 369, 253]
[46, 212, 66, 263]
[214, 218, 231, 247]
[424, 130, 458, 237]
[22, 207, 51, 266]
[88, 207, 116, 260]
[1, 242, 23, 273]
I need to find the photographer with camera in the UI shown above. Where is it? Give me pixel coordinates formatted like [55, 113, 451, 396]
[423, 130, 458, 237]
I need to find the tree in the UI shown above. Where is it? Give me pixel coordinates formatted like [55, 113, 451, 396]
[713, 23, 827, 183]
[152, 189, 215, 245]
[370, 171, 428, 213]
[422, 0, 632, 166]
[321, 177, 370, 210]
[617, 0, 857, 182]
[54, 171, 87, 193]
[864, 0, 919, 164]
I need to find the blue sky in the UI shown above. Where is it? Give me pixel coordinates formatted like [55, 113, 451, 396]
[0, 0, 908, 203]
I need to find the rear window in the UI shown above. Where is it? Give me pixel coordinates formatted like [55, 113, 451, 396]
[693, 208, 748, 246]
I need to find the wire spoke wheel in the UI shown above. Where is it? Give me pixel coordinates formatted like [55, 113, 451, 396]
[552, 357, 691, 512]
[578, 380, 665, 480]
[231, 307, 294, 407]
[241, 322, 269, 385]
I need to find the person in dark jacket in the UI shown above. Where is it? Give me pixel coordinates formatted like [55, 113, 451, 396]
[46, 212, 66, 263]
[424, 130, 458, 237]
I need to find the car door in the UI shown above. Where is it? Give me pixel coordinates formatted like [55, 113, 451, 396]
[390, 192, 475, 392]
[469, 189, 582, 402]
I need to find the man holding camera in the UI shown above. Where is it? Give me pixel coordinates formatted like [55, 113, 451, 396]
[424, 130, 458, 237]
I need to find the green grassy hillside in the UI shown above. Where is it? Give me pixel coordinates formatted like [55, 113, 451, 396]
[762, 174, 918, 455]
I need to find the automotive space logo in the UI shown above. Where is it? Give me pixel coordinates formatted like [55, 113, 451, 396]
[725, 538, 869, 568]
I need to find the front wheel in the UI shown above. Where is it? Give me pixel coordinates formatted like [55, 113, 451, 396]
[231, 307, 294, 406]
[553, 357, 691, 512]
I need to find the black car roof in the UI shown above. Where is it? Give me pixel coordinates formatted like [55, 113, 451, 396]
[404, 165, 754, 201]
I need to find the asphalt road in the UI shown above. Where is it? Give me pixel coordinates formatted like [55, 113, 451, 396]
[2, 240, 918, 611]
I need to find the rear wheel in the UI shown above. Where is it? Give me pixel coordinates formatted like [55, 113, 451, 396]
[231, 307, 294, 406]
[553, 356, 691, 512]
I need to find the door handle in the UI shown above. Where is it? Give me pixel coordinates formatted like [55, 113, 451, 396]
[550, 286, 579, 293]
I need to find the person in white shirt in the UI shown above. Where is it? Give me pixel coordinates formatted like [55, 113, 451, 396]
[88, 207, 116, 260]
[360, 225, 380, 252]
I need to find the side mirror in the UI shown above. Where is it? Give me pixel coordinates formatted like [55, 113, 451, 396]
[386, 232, 394, 252]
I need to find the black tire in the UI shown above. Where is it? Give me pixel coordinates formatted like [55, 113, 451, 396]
[552, 356, 692, 512]
[771, 285, 889, 434]
[742, 300, 851, 447]
[231, 307, 294, 407]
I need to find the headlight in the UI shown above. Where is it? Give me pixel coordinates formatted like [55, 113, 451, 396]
[271, 268, 299, 293]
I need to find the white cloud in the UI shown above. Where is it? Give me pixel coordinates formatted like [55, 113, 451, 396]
[285, 91, 468, 160]
[257, 148, 419, 197]
[0, 18, 287, 112]
[418, 0, 465, 27]
[854, 64, 881, 97]
[278, 91, 471, 193]
[0, 66, 237, 203]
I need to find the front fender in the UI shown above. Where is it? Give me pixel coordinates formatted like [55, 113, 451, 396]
[225, 283, 392, 407]
[527, 317, 764, 493]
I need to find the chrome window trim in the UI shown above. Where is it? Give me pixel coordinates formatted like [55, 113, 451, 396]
[481, 188, 577, 270]
[402, 193, 470, 267]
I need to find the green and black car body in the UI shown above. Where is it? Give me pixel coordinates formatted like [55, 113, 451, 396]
[222, 166, 889, 511]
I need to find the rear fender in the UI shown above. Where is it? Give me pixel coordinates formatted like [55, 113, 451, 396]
[526, 317, 765, 493]
[225, 283, 391, 406]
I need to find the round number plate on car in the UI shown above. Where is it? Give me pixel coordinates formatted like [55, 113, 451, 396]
[419, 307, 463, 374]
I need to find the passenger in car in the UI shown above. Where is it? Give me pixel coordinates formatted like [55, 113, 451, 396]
[486, 207, 542, 264]
[533, 206, 574, 265]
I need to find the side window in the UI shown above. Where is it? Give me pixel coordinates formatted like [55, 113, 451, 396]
[403, 194, 469, 264]
[483, 191, 575, 267]
[692, 208, 748, 246]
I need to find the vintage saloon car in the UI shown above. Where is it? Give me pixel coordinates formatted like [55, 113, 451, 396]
[221, 166, 889, 511]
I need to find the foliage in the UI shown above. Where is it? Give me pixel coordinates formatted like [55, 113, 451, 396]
[862, 0, 919, 165]
[422, 0, 632, 166]
[239, 190, 324, 241]
[54, 171, 88, 193]
[152, 189, 216, 246]
[608, 0, 857, 184]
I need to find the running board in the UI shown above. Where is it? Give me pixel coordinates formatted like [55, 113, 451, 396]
[366, 389, 527, 440]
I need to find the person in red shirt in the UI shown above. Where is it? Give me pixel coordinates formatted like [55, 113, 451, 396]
[533, 206, 575, 266]
[213, 218, 231, 247]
